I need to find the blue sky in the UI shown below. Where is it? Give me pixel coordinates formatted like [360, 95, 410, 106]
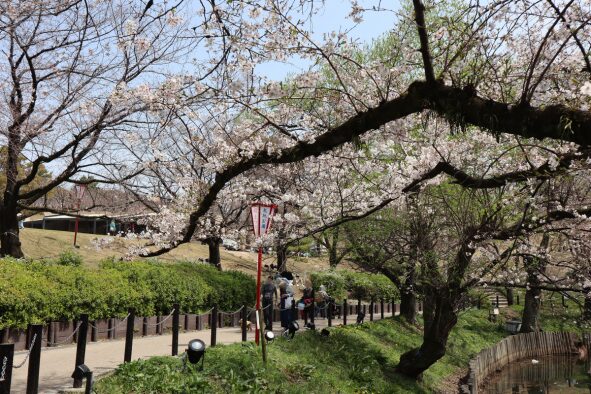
[256, 0, 401, 80]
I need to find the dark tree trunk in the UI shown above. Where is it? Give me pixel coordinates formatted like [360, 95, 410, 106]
[399, 289, 417, 324]
[276, 243, 288, 272]
[583, 290, 591, 321]
[0, 204, 24, 258]
[206, 237, 222, 271]
[505, 287, 514, 306]
[519, 266, 542, 333]
[328, 245, 338, 267]
[396, 293, 457, 378]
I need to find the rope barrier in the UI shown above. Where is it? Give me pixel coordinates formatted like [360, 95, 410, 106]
[89, 313, 131, 332]
[0, 356, 6, 382]
[43, 322, 82, 346]
[145, 310, 175, 328]
[13, 333, 37, 369]
[219, 306, 244, 315]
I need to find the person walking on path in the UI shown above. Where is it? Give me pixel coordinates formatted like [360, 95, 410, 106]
[301, 279, 315, 325]
[279, 280, 294, 329]
[262, 276, 277, 330]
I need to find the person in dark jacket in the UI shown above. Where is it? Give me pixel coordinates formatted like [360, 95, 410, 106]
[261, 276, 277, 330]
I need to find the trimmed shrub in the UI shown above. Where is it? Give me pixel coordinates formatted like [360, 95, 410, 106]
[0, 258, 255, 328]
[310, 270, 398, 302]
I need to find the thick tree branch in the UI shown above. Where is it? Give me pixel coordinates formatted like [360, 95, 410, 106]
[403, 150, 587, 193]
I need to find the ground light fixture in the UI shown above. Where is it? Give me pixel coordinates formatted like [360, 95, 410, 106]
[264, 331, 275, 343]
[186, 339, 206, 370]
[71, 364, 93, 394]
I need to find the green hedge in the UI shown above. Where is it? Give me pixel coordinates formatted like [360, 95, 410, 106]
[0, 258, 255, 329]
[310, 271, 398, 301]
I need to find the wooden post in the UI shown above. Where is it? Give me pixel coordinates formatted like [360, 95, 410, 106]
[369, 300, 374, 321]
[0, 343, 14, 394]
[380, 299, 385, 319]
[156, 315, 162, 335]
[343, 299, 347, 325]
[124, 308, 135, 362]
[197, 314, 203, 330]
[241, 305, 247, 342]
[26, 324, 43, 394]
[392, 298, 396, 315]
[108, 318, 115, 339]
[210, 305, 218, 347]
[172, 304, 179, 356]
[259, 309, 267, 363]
[91, 321, 97, 342]
[142, 317, 148, 337]
[327, 300, 333, 327]
[72, 315, 88, 388]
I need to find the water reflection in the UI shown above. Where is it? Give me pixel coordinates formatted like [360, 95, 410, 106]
[483, 355, 591, 393]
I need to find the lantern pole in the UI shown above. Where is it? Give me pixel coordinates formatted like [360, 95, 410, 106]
[250, 203, 276, 347]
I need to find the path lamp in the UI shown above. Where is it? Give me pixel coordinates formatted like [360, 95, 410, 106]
[73, 184, 87, 247]
[264, 331, 275, 343]
[186, 339, 206, 370]
[250, 202, 277, 346]
[71, 364, 93, 394]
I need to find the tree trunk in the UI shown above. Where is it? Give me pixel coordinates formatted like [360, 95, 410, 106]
[206, 237, 222, 271]
[505, 287, 514, 306]
[583, 290, 591, 321]
[0, 204, 24, 258]
[276, 243, 288, 272]
[396, 293, 457, 378]
[399, 289, 417, 324]
[519, 267, 542, 333]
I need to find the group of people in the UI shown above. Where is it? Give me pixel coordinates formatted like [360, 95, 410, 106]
[260, 273, 332, 334]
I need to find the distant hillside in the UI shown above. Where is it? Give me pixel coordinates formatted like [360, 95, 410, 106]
[19, 228, 343, 278]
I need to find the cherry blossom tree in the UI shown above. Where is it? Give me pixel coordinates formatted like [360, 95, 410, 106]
[0, 0, 228, 257]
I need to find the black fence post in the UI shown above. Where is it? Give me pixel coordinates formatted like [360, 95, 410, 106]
[73, 315, 88, 388]
[327, 300, 333, 327]
[108, 318, 115, 339]
[46, 322, 53, 348]
[26, 324, 42, 394]
[172, 304, 179, 356]
[0, 343, 14, 394]
[91, 321, 97, 342]
[496, 295, 499, 308]
[124, 308, 135, 362]
[142, 317, 148, 336]
[380, 299, 385, 319]
[369, 300, 374, 321]
[211, 305, 218, 347]
[343, 299, 347, 325]
[241, 305, 247, 342]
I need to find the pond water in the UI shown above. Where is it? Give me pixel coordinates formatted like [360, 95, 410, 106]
[483, 355, 591, 393]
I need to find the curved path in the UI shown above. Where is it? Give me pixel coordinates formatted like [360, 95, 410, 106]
[11, 312, 395, 393]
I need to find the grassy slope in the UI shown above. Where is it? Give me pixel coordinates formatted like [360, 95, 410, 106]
[96, 309, 506, 394]
[20, 228, 337, 277]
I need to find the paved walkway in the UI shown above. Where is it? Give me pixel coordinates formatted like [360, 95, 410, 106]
[11, 312, 395, 393]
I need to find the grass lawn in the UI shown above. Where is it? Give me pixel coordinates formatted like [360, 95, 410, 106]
[95, 309, 506, 393]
